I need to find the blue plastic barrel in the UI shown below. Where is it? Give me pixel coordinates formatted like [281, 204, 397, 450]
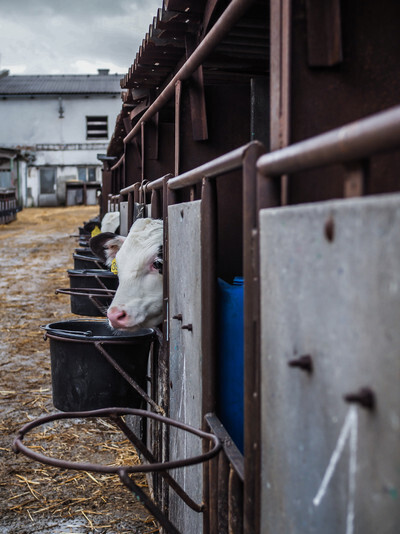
[217, 277, 244, 453]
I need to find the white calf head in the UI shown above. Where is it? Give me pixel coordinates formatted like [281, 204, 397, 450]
[90, 218, 163, 331]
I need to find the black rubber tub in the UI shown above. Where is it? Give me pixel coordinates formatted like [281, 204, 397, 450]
[67, 269, 118, 316]
[42, 320, 155, 412]
[73, 250, 106, 270]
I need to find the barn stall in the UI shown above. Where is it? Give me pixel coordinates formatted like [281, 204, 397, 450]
[14, 1, 400, 533]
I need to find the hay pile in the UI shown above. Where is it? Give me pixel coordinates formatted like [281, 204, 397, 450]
[0, 207, 159, 533]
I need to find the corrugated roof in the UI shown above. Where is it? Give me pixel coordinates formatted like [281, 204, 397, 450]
[107, 0, 268, 157]
[120, 0, 268, 92]
[0, 73, 123, 96]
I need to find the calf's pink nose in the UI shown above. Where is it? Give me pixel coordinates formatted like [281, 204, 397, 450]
[108, 306, 129, 328]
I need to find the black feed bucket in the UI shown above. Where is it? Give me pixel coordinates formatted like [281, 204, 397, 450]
[67, 269, 118, 316]
[73, 250, 106, 270]
[42, 320, 155, 412]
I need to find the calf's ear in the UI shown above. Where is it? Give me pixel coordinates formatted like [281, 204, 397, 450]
[89, 232, 126, 266]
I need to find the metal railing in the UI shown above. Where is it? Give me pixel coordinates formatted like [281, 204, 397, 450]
[257, 105, 400, 177]
[124, 0, 257, 145]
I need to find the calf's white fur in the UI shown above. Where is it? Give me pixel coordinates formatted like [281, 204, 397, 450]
[90, 218, 163, 331]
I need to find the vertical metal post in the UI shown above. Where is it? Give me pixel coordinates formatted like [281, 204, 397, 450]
[160, 174, 174, 520]
[201, 176, 218, 533]
[151, 188, 162, 219]
[218, 453, 229, 534]
[208, 454, 219, 534]
[242, 142, 265, 534]
[344, 159, 369, 197]
[122, 151, 127, 190]
[270, 0, 292, 205]
[128, 191, 134, 229]
[175, 80, 182, 177]
[141, 121, 146, 183]
[229, 467, 244, 534]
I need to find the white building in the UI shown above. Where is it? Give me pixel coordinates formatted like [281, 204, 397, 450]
[0, 69, 123, 207]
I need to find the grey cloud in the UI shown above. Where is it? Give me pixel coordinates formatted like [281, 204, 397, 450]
[0, 0, 161, 74]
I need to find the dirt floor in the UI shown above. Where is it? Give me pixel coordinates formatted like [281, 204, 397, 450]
[0, 207, 159, 534]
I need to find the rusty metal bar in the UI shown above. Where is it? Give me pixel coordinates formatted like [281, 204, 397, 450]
[120, 182, 138, 196]
[55, 287, 115, 316]
[175, 80, 182, 176]
[159, 173, 172, 516]
[94, 341, 165, 415]
[270, 0, 291, 205]
[14, 407, 221, 534]
[111, 415, 204, 513]
[208, 453, 219, 534]
[242, 142, 264, 534]
[120, 173, 171, 218]
[141, 122, 146, 182]
[205, 413, 244, 482]
[168, 143, 254, 190]
[217, 453, 229, 534]
[228, 467, 243, 534]
[343, 160, 369, 197]
[147, 174, 172, 192]
[55, 288, 116, 297]
[257, 105, 400, 176]
[118, 469, 180, 534]
[124, 0, 256, 145]
[111, 154, 124, 172]
[12, 407, 222, 474]
[201, 177, 218, 534]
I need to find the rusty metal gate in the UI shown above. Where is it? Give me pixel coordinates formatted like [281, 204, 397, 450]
[55, 0, 400, 532]
[0, 188, 17, 224]
[256, 105, 400, 534]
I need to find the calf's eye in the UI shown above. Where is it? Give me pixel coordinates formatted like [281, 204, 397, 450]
[152, 259, 163, 274]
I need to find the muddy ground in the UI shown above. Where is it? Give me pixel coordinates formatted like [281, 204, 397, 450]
[0, 207, 159, 534]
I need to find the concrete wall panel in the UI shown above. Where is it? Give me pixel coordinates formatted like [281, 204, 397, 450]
[168, 200, 203, 533]
[259, 194, 400, 534]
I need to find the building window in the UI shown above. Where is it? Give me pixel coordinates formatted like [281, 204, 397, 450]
[88, 167, 97, 182]
[78, 166, 98, 182]
[86, 116, 108, 139]
[78, 168, 86, 181]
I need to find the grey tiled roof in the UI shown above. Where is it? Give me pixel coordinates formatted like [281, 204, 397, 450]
[0, 74, 123, 96]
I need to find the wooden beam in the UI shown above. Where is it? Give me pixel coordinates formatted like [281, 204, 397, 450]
[306, 0, 343, 67]
[186, 34, 209, 141]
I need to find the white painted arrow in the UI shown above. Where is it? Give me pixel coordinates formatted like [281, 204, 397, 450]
[313, 406, 358, 534]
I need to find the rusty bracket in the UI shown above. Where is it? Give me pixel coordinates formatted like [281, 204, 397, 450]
[288, 354, 313, 374]
[13, 408, 222, 534]
[94, 341, 165, 416]
[343, 387, 376, 411]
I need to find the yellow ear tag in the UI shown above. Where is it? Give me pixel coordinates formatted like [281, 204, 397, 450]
[91, 226, 101, 237]
[110, 258, 118, 275]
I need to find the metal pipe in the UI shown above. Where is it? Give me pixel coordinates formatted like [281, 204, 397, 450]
[146, 173, 172, 192]
[257, 105, 400, 176]
[124, 0, 256, 145]
[118, 469, 181, 534]
[13, 407, 222, 474]
[95, 341, 165, 415]
[119, 182, 138, 196]
[111, 154, 124, 171]
[168, 143, 253, 190]
[111, 415, 204, 513]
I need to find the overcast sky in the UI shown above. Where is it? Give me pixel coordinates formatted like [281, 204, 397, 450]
[0, 0, 162, 75]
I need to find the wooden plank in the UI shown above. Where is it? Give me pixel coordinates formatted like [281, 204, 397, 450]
[270, 0, 291, 205]
[186, 34, 209, 141]
[306, 0, 343, 67]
